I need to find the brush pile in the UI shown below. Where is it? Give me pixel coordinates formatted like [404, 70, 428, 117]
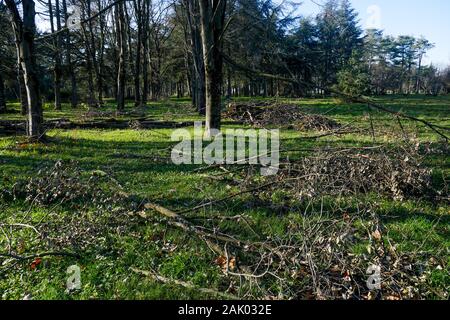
[224, 101, 341, 131]
[271, 145, 434, 201]
[1, 161, 134, 251]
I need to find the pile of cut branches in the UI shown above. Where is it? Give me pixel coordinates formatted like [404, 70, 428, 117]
[140, 198, 448, 300]
[0, 161, 135, 254]
[269, 145, 434, 201]
[224, 101, 341, 131]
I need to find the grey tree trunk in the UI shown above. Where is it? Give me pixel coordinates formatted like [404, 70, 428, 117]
[62, 0, 78, 108]
[48, 0, 62, 110]
[116, 1, 126, 111]
[124, 4, 133, 100]
[198, 0, 227, 136]
[141, 0, 150, 105]
[185, 0, 206, 115]
[86, 0, 102, 105]
[0, 72, 6, 113]
[6, 0, 44, 139]
[17, 64, 28, 115]
[81, 4, 96, 106]
[133, 0, 142, 107]
[96, 0, 105, 105]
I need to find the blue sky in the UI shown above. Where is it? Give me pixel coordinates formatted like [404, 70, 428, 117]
[295, 0, 450, 67]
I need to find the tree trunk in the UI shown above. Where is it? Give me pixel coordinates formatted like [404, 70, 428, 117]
[124, 4, 133, 100]
[48, 0, 62, 110]
[17, 64, 28, 115]
[133, 0, 142, 107]
[141, 0, 150, 105]
[96, 0, 106, 106]
[198, 0, 227, 136]
[185, 0, 206, 115]
[116, 1, 126, 111]
[80, 4, 95, 107]
[415, 55, 422, 94]
[0, 72, 6, 113]
[62, 0, 78, 108]
[6, 0, 44, 139]
[86, 0, 102, 106]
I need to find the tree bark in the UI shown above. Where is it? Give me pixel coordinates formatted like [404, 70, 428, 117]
[62, 0, 78, 108]
[116, 1, 126, 111]
[80, 3, 96, 107]
[141, 0, 150, 105]
[198, 0, 227, 136]
[185, 0, 206, 115]
[17, 64, 28, 115]
[48, 0, 62, 110]
[0, 72, 6, 113]
[6, 0, 44, 139]
[96, 0, 106, 106]
[86, 0, 102, 105]
[133, 0, 142, 107]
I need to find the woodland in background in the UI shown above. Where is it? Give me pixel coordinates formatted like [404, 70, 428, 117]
[1, 0, 450, 138]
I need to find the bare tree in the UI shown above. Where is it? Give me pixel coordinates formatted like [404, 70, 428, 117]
[5, 0, 44, 139]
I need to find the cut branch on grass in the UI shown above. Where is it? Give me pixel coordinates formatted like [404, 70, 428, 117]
[131, 267, 239, 299]
[0, 251, 80, 261]
[142, 202, 225, 256]
[0, 223, 41, 235]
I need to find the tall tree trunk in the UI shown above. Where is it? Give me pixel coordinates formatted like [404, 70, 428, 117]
[141, 0, 150, 105]
[0, 73, 6, 113]
[185, 0, 206, 115]
[415, 55, 423, 94]
[116, 1, 126, 111]
[54, 0, 63, 110]
[48, 0, 62, 110]
[133, 0, 142, 107]
[96, 0, 105, 105]
[226, 45, 232, 99]
[86, 0, 102, 105]
[6, 0, 44, 139]
[17, 64, 28, 115]
[62, 0, 78, 108]
[124, 4, 133, 100]
[81, 4, 95, 106]
[198, 0, 226, 136]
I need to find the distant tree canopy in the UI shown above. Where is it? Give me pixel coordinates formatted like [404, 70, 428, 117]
[0, 0, 448, 136]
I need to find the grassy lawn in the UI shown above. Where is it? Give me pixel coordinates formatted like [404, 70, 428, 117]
[0, 95, 448, 300]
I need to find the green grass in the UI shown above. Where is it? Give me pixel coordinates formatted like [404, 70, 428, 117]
[0, 95, 448, 300]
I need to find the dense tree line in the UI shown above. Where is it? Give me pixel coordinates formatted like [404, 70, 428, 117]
[0, 0, 449, 139]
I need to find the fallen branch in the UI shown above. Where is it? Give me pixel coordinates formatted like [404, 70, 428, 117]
[141, 203, 225, 256]
[0, 251, 81, 261]
[175, 181, 277, 215]
[142, 202, 285, 257]
[0, 223, 41, 235]
[131, 267, 239, 299]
